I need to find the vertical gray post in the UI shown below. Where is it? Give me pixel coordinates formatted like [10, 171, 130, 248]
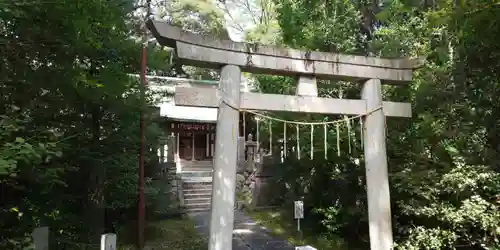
[361, 79, 393, 250]
[178, 177, 185, 207]
[100, 233, 117, 250]
[167, 134, 175, 162]
[191, 132, 195, 161]
[160, 140, 165, 164]
[237, 137, 245, 163]
[209, 64, 241, 250]
[32, 227, 49, 250]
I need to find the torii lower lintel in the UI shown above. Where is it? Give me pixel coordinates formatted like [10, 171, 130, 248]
[174, 86, 412, 118]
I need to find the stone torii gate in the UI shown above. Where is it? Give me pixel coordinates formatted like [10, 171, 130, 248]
[147, 20, 421, 250]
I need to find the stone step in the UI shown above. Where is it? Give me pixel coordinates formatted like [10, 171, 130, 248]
[189, 164, 213, 168]
[182, 167, 213, 172]
[184, 192, 212, 199]
[184, 197, 212, 205]
[184, 187, 213, 193]
[184, 202, 211, 210]
[185, 207, 211, 213]
[182, 163, 213, 167]
[183, 182, 212, 189]
[180, 176, 213, 213]
[158, 162, 176, 167]
[183, 188, 212, 194]
[182, 176, 212, 182]
[180, 171, 213, 178]
[179, 160, 213, 167]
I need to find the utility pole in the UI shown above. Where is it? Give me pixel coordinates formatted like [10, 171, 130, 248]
[138, 0, 151, 249]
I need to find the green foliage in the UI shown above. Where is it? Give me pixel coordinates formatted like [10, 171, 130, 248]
[1, 0, 229, 246]
[266, 155, 369, 247]
[157, 0, 228, 80]
[248, 209, 349, 250]
[275, 0, 363, 53]
[0, 0, 172, 247]
[163, 0, 229, 39]
[393, 165, 500, 249]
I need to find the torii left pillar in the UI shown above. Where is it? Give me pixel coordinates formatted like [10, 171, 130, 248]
[209, 65, 241, 250]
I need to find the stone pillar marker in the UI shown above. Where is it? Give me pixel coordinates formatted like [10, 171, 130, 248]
[246, 134, 257, 167]
[32, 227, 49, 250]
[100, 233, 116, 250]
[209, 64, 241, 250]
[362, 79, 392, 250]
[237, 136, 245, 163]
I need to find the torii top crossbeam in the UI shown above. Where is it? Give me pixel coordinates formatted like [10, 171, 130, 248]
[147, 20, 422, 83]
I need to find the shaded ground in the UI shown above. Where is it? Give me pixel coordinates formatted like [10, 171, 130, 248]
[247, 209, 349, 250]
[189, 210, 295, 250]
[118, 215, 207, 250]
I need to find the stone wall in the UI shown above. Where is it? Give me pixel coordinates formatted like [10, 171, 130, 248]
[157, 135, 180, 206]
[235, 135, 279, 209]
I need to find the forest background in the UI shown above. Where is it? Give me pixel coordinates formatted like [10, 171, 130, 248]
[1, 0, 500, 249]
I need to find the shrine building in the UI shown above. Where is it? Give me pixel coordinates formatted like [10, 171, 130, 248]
[152, 78, 253, 168]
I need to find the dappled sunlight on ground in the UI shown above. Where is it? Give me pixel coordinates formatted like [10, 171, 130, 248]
[247, 209, 350, 250]
[189, 210, 295, 249]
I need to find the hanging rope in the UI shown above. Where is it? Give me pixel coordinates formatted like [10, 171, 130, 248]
[217, 97, 382, 160]
[240, 106, 382, 158]
[324, 124, 327, 160]
[336, 124, 340, 156]
[243, 111, 246, 140]
[345, 116, 352, 154]
[256, 118, 260, 151]
[283, 122, 287, 158]
[310, 124, 314, 159]
[169, 50, 174, 65]
[296, 124, 301, 159]
[360, 117, 364, 148]
[243, 107, 381, 125]
[269, 121, 272, 154]
[216, 93, 382, 126]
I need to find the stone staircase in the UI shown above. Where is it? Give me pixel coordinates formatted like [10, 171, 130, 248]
[179, 160, 213, 213]
[182, 179, 212, 212]
[178, 159, 213, 177]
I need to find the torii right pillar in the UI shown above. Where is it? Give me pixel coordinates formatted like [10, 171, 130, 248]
[362, 78, 392, 250]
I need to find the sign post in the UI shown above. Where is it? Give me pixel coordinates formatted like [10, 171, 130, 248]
[254, 152, 261, 164]
[295, 246, 317, 250]
[294, 200, 304, 232]
[293, 201, 316, 250]
[101, 233, 116, 250]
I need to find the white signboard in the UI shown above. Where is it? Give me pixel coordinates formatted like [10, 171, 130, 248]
[294, 201, 304, 219]
[295, 246, 317, 250]
[101, 233, 116, 250]
[32, 227, 49, 250]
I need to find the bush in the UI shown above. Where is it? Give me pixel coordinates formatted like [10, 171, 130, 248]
[269, 154, 500, 249]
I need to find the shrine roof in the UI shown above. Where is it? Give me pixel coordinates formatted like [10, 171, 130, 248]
[158, 99, 217, 123]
